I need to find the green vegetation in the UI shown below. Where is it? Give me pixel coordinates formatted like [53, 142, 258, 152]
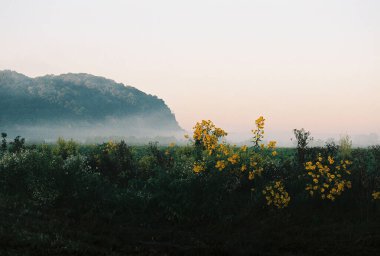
[0, 118, 379, 255]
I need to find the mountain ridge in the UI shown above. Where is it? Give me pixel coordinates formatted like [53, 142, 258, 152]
[0, 70, 183, 140]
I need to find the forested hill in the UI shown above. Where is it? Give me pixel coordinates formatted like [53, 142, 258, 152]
[0, 70, 183, 140]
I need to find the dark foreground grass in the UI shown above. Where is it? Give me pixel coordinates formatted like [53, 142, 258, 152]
[1, 203, 379, 256]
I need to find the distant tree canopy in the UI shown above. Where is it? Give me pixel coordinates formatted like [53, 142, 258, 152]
[0, 70, 182, 137]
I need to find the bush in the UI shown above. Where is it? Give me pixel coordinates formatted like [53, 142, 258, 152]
[0, 149, 61, 207]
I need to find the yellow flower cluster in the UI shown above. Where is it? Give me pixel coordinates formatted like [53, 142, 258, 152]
[218, 144, 230, 156]
[372, 191, 380, 200]
[191, 117, 275, 187]
[193, 162, 205, 173]
[248, 167, 263, 180]
[305, 155, 352, 201]
[267, 140, 278, 156]
[215, 160, 226, 171]
[267, 141, 276, 149]
[227, 154, 240, 164]
[262, 181, 291, 209]
[193, 120, 227, 155]
[252, 116, 265, 147]
[246, 154, 265, 180]
[256, 116, 265, 129]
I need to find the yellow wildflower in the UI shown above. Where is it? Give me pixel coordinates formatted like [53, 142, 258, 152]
[193, 162, 205, 173]
[248, 171, 255, 180]
[263, 180, 290, 209]
[227, 154, 240, 164]
[215, 160, 226, 171]
[372, 191, 380, 200]
[255, 116, 265, 129]
[267, 141, 277, 149]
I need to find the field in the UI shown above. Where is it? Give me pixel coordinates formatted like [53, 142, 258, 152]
[0, 117, 379, 255]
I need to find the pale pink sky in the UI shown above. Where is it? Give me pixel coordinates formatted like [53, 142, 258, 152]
[1, 0, 379, 143]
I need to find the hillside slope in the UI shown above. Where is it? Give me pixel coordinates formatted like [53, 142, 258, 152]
[0, 70, 182, 140]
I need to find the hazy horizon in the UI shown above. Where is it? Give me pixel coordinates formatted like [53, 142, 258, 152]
[1, 0, 379, 145]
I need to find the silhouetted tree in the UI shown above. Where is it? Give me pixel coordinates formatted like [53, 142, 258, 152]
[293, 128, 313, 164]
[9, 136, 25, 153]
[1, 132, 7, 153]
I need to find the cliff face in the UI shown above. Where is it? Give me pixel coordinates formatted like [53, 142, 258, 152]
[0, 70, 182, 139]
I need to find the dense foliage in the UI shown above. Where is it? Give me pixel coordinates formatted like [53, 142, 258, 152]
[0, 118, 379, 255]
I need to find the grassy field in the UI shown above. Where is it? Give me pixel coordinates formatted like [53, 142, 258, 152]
[0, 119, 379, 255]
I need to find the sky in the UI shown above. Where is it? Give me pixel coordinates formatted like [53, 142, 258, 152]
[1, 0, 379, 144]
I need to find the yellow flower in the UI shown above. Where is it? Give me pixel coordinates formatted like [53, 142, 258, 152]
[215, 160, 226, 171]
[252, 116, 266, 147]
[255, 116, 265, 129]
[372, 191, 380, 200]
[192, 120, 227, 155]
[328, 156, 334, 164]
[263, 180, 290, 209]
[193, 162, 205, 173]
[345, 160, 352, 165]
[250, 160, 258, 167]
[227, 154, 240, 164]
[248, 171, 255, 180]
[305, 162, 316, 170]
[267, 141, 277, 149]
[272, 151, 277, 156]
